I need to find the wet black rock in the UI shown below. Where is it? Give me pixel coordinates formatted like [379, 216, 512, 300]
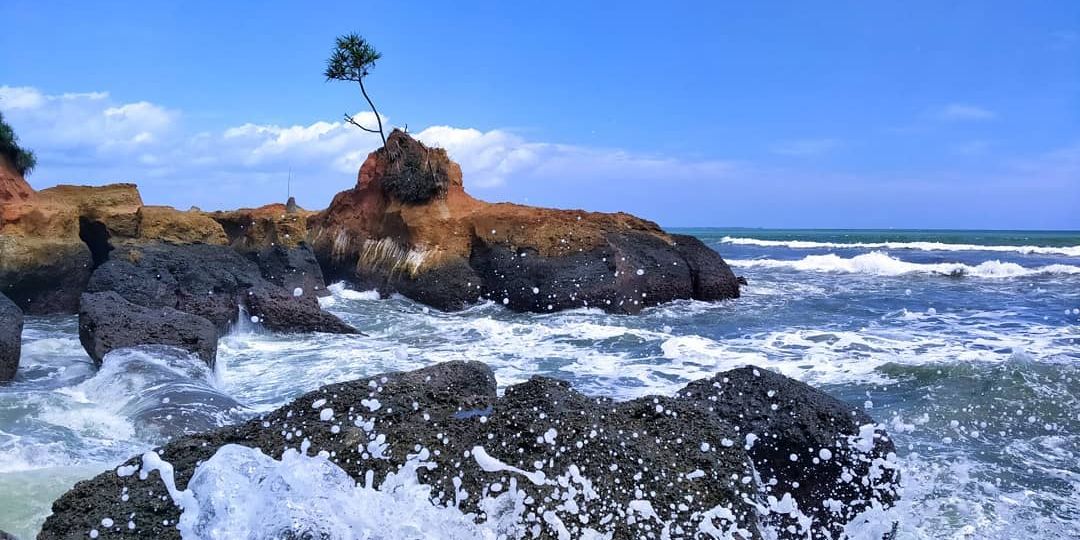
[679, 367, 900, 537]
[85, 242, 355, 335]
[78, 292, 219, 367]
[0, 292, 22, 382]
[243, 244, 329, 301]
[470, 232, 741, 314]
[0, 240, 92, 315]
[41, 362, 899, 539]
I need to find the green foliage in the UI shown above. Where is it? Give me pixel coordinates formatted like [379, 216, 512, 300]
[0, 111, 36, 176]
[324, 33, 382, 83]
[324, 32, 387, 145]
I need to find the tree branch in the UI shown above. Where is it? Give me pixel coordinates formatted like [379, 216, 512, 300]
[343, 113, 382, 133]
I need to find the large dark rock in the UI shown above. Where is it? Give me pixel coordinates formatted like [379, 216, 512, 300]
[244, 244, 329, 300]
[0, 291, 22, 382]
[86, 242, 356, 335]
[679, 367, 900, 538]
[208, 203, 330, 300]
[470, 230, 740, 313]
[0, 238, 93, 314]
[41, 362, 898, 539]
[309, 130, 741, 315]
[78, 292, 219, 367]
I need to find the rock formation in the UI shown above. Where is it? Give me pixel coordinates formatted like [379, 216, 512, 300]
[41, 361, 898, 539]
[0, 291, 21, 382]
[309, 130, 740, 313]
[1, 183, 142, 313]
[84, 242, 356, 336]
[679, 366, 900, 537]
[79, 291, 219, 366]
[209, 203, 328, 300]
[0, 154, 34, 203]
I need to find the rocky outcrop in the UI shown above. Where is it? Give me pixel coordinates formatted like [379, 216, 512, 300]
[0, 183, 272, 314]
[309, 130, 740, 313]
[85, 242, 355, 335]
[679, 366, 900, 537]
[0, 292, 21, 382]
[0, 155, 34, 203]
[136, 206, 228, 246]
[79, 291, 218, 366]
[0, 184, 143, 312]
[41, 362, 898, 539]
[209, 203, 328, 299]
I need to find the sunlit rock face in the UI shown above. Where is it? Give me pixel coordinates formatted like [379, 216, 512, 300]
[40, 361, 899, 539]
[0, 155, 34, 203]
[310, 129, 741, 313]
[0, 183, 143, 314]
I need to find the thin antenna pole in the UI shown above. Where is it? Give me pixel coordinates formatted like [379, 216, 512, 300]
[287, 167, 292, 200]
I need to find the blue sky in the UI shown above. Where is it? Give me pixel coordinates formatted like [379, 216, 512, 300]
[1, 1, 1077, 228]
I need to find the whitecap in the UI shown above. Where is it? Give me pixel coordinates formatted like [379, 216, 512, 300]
[721, 236, 1080, 257]
[728, 251, 1080, 278]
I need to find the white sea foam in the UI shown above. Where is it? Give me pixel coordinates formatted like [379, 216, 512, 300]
[327, 282, 381, 301]
[728, 251, 1080, 278]
[721, 236, 1080, 257]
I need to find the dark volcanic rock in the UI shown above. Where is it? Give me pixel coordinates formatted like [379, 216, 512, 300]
[86, 242, 355, 335]
[0, 292, 22, 382]
[42, 362, 899, 539]
[470, 231, 738, 313]
[243, 284, 355, 334]
[245, 244, 329, 300]
[679, 367, 900, 538]
[78, 292, 219, 366]
[309, 130, 741, 314]
[0, 239, 92, 314]
[208, 203, 329, 300]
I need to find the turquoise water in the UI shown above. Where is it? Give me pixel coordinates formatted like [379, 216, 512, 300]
[1, 229, 1079, 538]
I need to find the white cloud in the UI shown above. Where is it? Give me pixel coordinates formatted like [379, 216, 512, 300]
[770, 138, 843, 157]
[0, 85, 742, 211]
[1, 85, 1074, 228]
[938, 103, 996, 122]
[0, 86, 177, 153]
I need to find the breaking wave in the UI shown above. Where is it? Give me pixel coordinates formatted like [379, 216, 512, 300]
[728, 251, 1080, 278]
[721, 236, 1080, 257]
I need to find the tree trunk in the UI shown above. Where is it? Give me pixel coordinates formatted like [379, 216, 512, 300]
[358, 79, 386, 147]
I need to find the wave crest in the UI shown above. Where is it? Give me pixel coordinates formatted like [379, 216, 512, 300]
[721, 236, 1080, 257]
[728, 251, 1080, 277]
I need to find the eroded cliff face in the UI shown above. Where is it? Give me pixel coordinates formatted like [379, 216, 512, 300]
[309, 129, 740, 313]
[0, 156, 34, 203]
[0, 183, 145, 313]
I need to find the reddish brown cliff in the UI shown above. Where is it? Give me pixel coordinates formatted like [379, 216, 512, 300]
[309, 129, 739, 313]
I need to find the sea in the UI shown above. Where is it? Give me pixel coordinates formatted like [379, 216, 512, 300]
[1, 228, 1079, 539]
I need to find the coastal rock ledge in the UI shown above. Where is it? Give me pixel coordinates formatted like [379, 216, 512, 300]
[41, 361, 899, 539]
[309, 130, 741, 313]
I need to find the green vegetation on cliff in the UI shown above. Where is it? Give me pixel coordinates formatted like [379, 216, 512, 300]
[0, 111, 36, 176]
